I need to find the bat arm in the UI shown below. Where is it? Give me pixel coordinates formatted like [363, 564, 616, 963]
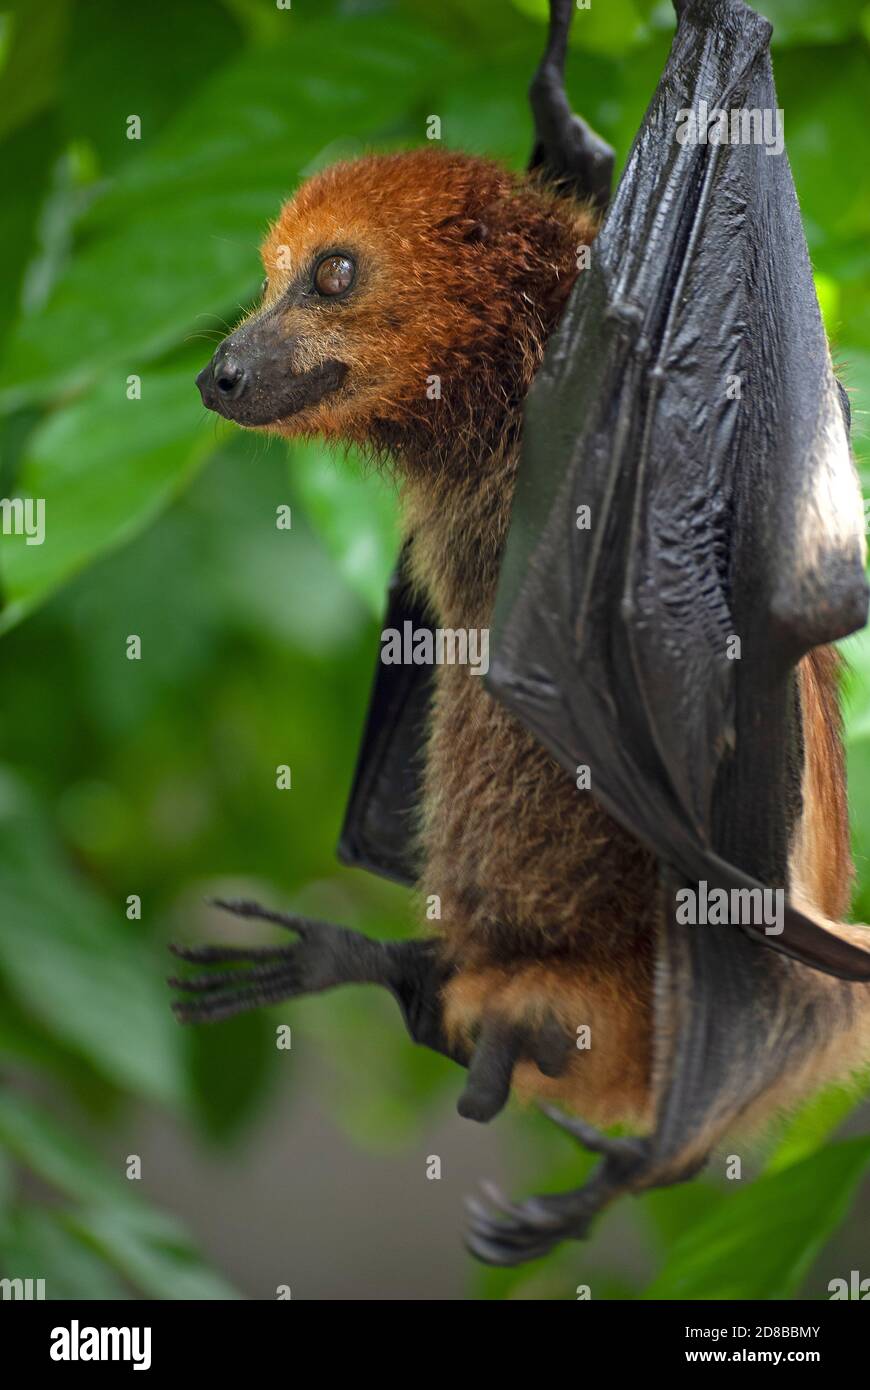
[527, 0, 614, 211]
[381, 937, 460, 1060]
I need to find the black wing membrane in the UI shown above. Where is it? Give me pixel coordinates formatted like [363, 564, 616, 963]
[488, 0, 870, 981]
[338, 547, 431, 888]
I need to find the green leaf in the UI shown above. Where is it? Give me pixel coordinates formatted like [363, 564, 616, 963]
[766, 1081, 868, 1172]
[291, 442, 399, 617]
[0, 1089, 134, 1207]
[67, 1203, 240, 1301]
[0, 1091, 240, 1299]
[0, 1148, 14, 1221]
[187, 1009, 278, 1144]
[642, 1138, 870, 1299]
[0, 350, 215, 633]
[0, 112, 58, 352]
[437, 54, 536, 165]
[0, 0, 70, 143]
[63, 0, 242, 172]
[762, 0, 867, 46]
[0, 976, 110, 1092]
[642, 1179, 725, 1247]
[839, 346, 870, 470]
[0, 771, 186, 1106]
[0, 1205, 128, 1299]
[775, 49, 870, 251]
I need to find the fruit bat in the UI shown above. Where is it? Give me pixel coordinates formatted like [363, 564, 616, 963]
[176, 0, 870, 1267]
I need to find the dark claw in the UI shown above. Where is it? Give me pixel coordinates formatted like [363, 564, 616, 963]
[169, 900, 318, 1023]
[169, 899, 311, 1023]
[463, 1197, 513, 1243]
[208, 897, 317, 936]
[465, 1230, 560, 1266]
[463, 1177, 587, 1265]
[167, 957, 297, 993]
[462, 1107, 651, 1265]
[168, 942, 291, 964]
[479, 1180, 563, 1231]
[539, 1104, 646, 1170]
[463, 1188, 531, 1239]
[478, 1179, 520, 1220]
[169, 899, 395, 1025]
[171, 971, 300, 1023]
[480, 1189, 568, 1238]
[464, 1186, 583, 1265]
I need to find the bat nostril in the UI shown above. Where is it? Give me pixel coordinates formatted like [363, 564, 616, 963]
[215, 360, 247, 399]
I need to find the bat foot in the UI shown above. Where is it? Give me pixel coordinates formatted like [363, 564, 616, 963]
[463, 1109, 651, 1266]
[169, 899, 380, 1023]
[463, 1179, 602, 1266]
[168, 948, 301, 1023]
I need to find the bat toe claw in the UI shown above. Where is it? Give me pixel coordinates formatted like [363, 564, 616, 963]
[539, 1105, 646, 1172]
[463, 1230, 527, 1267]
[168, 941, 305, 1023]
[463, 1180, 578, 1265]
[207, 897, 312, 937]
[463, 1213, 563, 1266]
[168, 898, 339, 1023]
[478, 1180, 562, 1232]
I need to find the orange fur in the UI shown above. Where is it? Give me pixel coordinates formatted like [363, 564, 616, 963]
[791, 647, 852, 919]
[258, 149, 596, 465]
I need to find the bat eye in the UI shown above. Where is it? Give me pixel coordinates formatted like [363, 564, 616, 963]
[314, 254, 355, 297]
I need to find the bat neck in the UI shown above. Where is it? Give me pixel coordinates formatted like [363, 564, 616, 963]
[399, 429, 522, 629]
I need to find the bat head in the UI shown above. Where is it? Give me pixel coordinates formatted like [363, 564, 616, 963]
[196, 149, 595, 466]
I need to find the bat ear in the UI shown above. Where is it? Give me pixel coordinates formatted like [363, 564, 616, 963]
[527, 0, 614, 212]
[433, 213, 490, 245]
[462, 221, 489, 245]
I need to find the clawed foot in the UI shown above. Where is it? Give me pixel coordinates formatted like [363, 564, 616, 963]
[465, 1180, 597, 1265]
[169, 898, 377, 1023]
[464, 1105, 648, 1266]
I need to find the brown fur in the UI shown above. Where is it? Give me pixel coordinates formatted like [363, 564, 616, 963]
[793, 646, 852, 920]
[249, 147, 869, 1134]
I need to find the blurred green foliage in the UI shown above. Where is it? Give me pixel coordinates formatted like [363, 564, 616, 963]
[0, 0, 869, 1300]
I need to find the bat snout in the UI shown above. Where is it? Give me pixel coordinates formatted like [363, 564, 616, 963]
[196, 322, 347, 428]
[205, 355, 248, 403]
[196, 343, 254, 415]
